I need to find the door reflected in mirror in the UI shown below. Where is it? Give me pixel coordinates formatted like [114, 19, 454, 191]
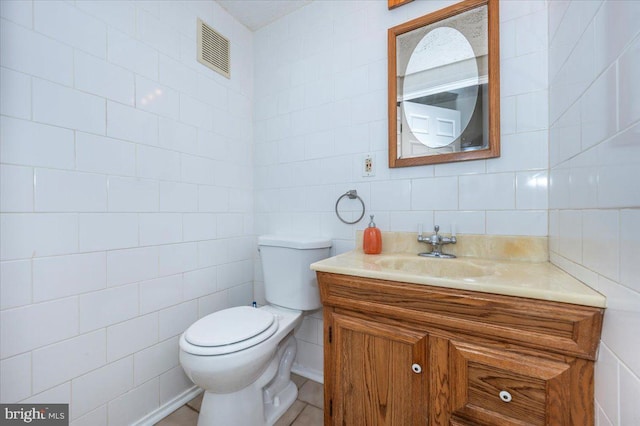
[388, 0, 499, 167]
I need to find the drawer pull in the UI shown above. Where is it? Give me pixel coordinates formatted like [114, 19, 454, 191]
[411, 363, 422, 374]
[499, 390, 512, 403]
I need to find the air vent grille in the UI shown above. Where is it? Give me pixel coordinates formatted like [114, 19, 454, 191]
[197, 18, 230, 78]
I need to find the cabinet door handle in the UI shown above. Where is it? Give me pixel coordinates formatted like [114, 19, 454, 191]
[411, 363, 422, 373]
[499, 390, 512, 402]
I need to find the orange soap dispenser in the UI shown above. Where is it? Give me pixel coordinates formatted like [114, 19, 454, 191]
[363, 214, 382, 254]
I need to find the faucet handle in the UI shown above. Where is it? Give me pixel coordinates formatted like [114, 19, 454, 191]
[434, 225, 440, 233]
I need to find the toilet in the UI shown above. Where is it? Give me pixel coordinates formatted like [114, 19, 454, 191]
[179, 235, 332, 426]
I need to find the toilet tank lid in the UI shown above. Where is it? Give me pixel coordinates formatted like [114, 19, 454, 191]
[258, 235, 332, 249]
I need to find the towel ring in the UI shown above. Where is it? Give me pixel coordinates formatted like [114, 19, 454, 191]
[335, 190, 366, 224]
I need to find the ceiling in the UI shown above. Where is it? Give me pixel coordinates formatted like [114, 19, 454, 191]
[217, 0, 313, 31]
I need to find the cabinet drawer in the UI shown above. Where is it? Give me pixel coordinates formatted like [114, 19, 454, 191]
[450, 341, 571, 425]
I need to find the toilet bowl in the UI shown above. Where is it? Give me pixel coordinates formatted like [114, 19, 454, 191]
[179, 235, 331, 426]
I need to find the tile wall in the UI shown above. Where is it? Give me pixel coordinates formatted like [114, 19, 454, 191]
[0, 1, 253, 424]
[252, 0, 549, 378]
[547, 1, 640, 424]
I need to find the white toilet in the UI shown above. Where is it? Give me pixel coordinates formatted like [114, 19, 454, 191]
[179, 235, 332, 426]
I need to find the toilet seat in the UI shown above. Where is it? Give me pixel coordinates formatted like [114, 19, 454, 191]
[182, 306, 278, 356]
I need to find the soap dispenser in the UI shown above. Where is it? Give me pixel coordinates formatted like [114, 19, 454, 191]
[363, 214, 382, 254]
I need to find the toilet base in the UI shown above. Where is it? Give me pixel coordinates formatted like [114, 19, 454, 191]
[264, 380, 297, 425]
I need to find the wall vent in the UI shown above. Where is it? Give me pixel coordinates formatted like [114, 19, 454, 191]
[197, 18, 230, 79]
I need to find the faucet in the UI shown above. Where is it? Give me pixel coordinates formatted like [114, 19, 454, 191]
[417, 225, 457, 258]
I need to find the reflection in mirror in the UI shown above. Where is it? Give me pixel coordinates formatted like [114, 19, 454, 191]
[388, 0, 499, 167]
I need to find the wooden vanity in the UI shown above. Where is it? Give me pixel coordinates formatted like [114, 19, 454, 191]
[312, 235, 605, 425]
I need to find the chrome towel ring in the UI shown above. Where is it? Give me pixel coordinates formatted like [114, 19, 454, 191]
[335, 190, 366, 224]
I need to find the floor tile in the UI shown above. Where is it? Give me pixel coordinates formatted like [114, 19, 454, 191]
[186, 392, 203, 412]
[274, 400, 307, 426]
[291, 405, 323, 426]
[291, 373, 308, 389]
[154, 406, 199, 426]
[297, 380, 324, 409]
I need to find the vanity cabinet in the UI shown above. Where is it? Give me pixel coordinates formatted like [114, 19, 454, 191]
[318, 272, 604, 426]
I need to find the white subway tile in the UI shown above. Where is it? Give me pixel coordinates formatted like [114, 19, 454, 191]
[0, 116, 75, 169]
[516, 90, 549, 133]
[227, 237, 252, 262]
[71, 357, 133, 420]
[107, 28, 158, 80]
[514, 7, 547, 57]
[107, 246, 158, 287]
[619, 35, 640, 129]
[158, 242, 197, 277]
[108, 177, 159, 212]
[486, 210, 547, 236]
[217, 260, 252, 291]
[596, 126, 640, 209]
[34, 169, 107, 212]
[0, 213, 78, 261]
[136, 145, 181, 181]
[135, 75, 179, 119]
[33, 79, 105, 135]
[158, 300, 197, 341]
[459, 173, 516, 210]
[70, 405, 107, 426]
[76, 132, 136, 176]
[180, 154, 215, 185]
[228, 282, 253, 307]
[583, 210, 619, 281]
[106, 313, 158, 362]
[501, 50, 548, 97]
[0, 0, 32, 28]
[595, 343, 619, 425]
[79, 283, 138, 333]
[580, 65, 617, 149]
[411, 177, 458, 211]
[0, 165, 33, 212]
[158, 118, 198, 154]
[21, 382, 70, 405]
[593, 0, 640, 76]
[136, 10, 180, 59]
[216, 214, 243, 238]
[78, 213, 138, 252]
[0, 297, 79, 358]
[371, 180, 412, 211]
[183, 267, 217, 300]
[74, 51, 134, 105]
[183, 213, 216, 242]
[34, 1, 107, 59]
[32, 330, 106, 394]
[107, 379, 159, 426]
[557, 210, 582, 263]
[516, 171, 548, 210]
[159, 182, 198, 212]
[159, 366, 193, 405]
[434, 211, 486, 235]
[0, 353, 31, 402]
[568, 166, 598, 209]
[107, 101, 158, 146]
[33, 252, 106, 303]
[0, 260, 31, 310]
[196, 74, 228, 108]
[1, 67, 30, 119]
[620, 364, 640, 425]
[487, 130, 548, 173]
[197, 290, 229, 318]
[620, 209, 640, 293]
[139, 275, 182, 314]
[133, 337, 179, 386]
[0, 19, 73, 85]
[139, 213, 182, 246]
[197, 240, 227, 268]
[76, 1, 136, 37]
[179, 95, 213, 131]
[159, 54, 197, 97]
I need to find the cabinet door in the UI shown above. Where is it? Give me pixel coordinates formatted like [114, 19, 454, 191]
[449, 341, 571, 425]
[328, 313, 429, 425]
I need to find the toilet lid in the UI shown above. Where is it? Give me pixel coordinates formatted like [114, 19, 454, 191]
[184, 306, 275, 347]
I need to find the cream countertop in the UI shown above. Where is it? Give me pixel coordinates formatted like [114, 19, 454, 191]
[311, 235, 606, 309]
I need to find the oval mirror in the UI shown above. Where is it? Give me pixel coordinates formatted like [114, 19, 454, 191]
[388, 0, 500, 167]
[403, 27, 478, 148]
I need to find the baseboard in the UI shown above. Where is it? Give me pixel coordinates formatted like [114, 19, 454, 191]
[131, 385, 203, 426]
[291, 363, 324, 384]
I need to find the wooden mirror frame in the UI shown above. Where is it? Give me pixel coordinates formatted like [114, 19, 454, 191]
[388, 0, 500, 168]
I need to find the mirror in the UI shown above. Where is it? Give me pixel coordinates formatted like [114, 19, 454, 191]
[388, 0, 500, 167]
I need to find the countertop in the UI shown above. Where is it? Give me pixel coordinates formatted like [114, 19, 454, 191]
[311, 251, 606, 308]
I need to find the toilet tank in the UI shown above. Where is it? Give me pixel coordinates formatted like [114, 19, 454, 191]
[258, 235, 332, 311]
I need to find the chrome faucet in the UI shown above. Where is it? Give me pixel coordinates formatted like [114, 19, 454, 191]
[417, 225, 457, 258]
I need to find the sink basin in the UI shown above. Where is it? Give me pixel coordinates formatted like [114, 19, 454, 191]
[373, 256, 492, 279]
